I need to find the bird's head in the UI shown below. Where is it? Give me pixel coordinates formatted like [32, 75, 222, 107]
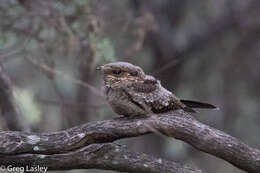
[96, 62, 146, 88]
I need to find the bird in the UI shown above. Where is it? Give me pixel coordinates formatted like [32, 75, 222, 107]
[96, 61, 217, 117]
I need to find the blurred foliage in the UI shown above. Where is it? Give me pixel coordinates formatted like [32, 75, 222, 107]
[14, 87, 41, 124]
[0, 0, 260, 173]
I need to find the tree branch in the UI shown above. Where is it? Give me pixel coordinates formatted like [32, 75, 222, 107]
[0, 64, 27, 131]
[0, 110, 259, 172]
[0, 143, 202, 173]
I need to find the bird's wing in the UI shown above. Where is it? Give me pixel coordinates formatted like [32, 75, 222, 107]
[144, 86, 187, 113]
[126, 77, 191, 113]
[130, 75, 157, 93]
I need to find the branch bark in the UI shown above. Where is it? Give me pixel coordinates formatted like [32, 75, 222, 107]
[0, 110, 259, 173]
[0, 143, 202, 173]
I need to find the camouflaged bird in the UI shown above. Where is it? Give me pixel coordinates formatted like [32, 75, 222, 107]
[96, 62, 217, 117]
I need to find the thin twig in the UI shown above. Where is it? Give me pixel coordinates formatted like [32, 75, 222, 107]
[24, 55, 104, 98]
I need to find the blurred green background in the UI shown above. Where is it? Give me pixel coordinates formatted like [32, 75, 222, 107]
[0, 0, 259, 172]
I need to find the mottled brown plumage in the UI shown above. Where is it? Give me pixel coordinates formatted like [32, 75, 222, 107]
[97, 62, 216, 117]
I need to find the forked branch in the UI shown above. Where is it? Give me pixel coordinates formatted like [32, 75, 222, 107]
[0, 110, 259, 173]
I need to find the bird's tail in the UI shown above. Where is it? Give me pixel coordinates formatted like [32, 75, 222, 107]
[181, 99, 218, 113]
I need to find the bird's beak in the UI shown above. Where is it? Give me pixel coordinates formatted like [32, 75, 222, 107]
[96, 65, 104, 71]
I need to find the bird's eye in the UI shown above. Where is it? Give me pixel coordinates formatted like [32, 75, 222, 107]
[112, 69, 122, 75]
[130, 71, 138, 76]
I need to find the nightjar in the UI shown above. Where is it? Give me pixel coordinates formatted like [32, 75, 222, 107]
[97, 62, 216, 117]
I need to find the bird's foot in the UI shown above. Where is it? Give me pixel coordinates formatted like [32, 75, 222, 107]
[113, 115, 128, 120]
